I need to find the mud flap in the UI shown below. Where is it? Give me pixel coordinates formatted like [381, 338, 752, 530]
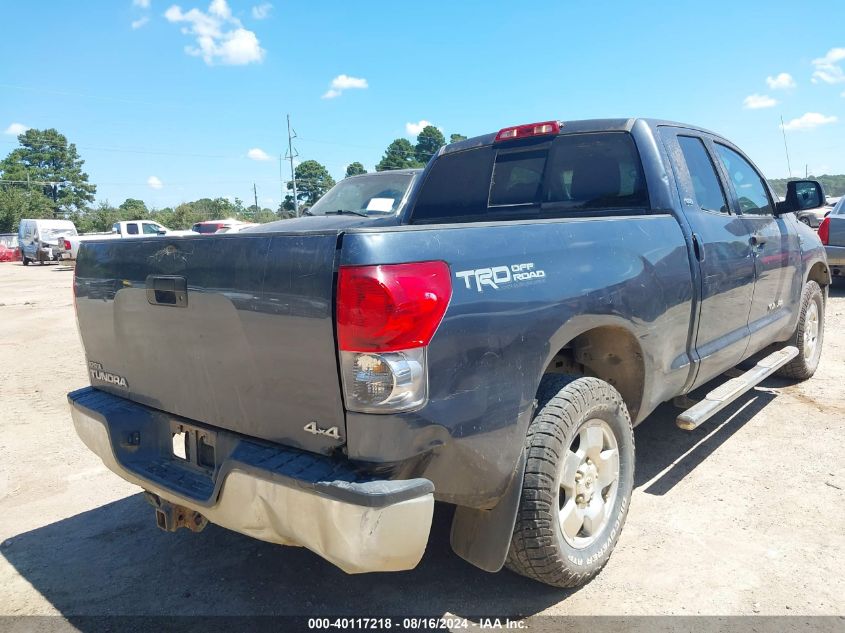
[449, 451, 525, 573]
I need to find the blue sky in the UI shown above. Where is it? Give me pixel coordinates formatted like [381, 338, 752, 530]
[2, 0, 845, 209]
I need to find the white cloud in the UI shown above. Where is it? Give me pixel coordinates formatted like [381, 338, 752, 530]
[812, 48, 845, 84]
[780, 112, 838, 131]
[131, 16, 150, 28]
[164, 0, 265, 66]
[147, 176, 164, 189]
[133, 0, 151, 7]
[247, 147, 271, 161]
[765, 72, 795, 90]
[321, 74, 368, 99]
[251, 2, 272, 19]
[743, 94, 778, 109]
[405, 120, 433, 136]
[3, 122, 29, 135]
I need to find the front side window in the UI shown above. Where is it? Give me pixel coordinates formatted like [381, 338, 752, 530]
[677, 136, 729, 214]
[142, 222, 162, 234]
[715, 144, 773, 215]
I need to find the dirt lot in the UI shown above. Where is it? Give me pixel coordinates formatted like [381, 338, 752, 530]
[1, 262, 844, 623]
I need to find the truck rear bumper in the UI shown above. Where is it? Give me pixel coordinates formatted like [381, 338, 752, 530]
[68, 387, 434, 574]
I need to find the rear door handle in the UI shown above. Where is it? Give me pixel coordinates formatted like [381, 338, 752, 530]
[692, 233, 705, 262]
[750, 233, 767, 247]
[146, 275, 188, 307]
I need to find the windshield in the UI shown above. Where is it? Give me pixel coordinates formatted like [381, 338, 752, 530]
[309, 173, 414, 216]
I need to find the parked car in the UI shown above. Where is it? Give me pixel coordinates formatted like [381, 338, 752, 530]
[819, 196, 845, 279]
[68, 119, 828, 589]
[797, 206, 829, 228]
[18, 218, 77, 265]
[64, 220, 193, 260]
[0, 233, 21, 263]
[190, 218, 254, 234]
[216, 222, 259, 233]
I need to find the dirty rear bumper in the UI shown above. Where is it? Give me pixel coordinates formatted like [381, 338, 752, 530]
[67, 387, 434, 574]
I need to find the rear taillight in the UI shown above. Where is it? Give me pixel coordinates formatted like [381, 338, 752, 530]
[337, 261, 451, 413]
[63, 239, 71, 250]
[495, 120, 560, 142]
[818, 217, 830, 245]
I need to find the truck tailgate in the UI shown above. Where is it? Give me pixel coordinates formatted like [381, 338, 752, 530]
[74, 232, 345, 455]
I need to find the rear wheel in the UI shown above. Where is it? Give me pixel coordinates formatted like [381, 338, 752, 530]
[505, 376, 635, 588]
[776, 280, 824, 380]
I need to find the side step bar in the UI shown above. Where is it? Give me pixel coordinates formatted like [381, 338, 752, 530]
[676, 346, 799, 431]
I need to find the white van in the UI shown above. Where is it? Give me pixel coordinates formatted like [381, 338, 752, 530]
[17, 219, 78, 265]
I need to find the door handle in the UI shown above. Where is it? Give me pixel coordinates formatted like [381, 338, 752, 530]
[691, 233, 705, 262]
[146, 275, 188, 307]
[750, 233, 767, 247]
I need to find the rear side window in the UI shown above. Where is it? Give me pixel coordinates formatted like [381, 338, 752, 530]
[677, 136, 729, 214]
[126, 223, 139, 235]
[411, 132, 648, 223]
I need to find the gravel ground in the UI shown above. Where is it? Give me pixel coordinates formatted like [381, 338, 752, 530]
[0, 262, 843, 623]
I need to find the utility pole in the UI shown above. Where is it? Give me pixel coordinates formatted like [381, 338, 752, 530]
[279, 154, 284, 215]
[285, 114, 299, 217]
[253, 182, 259, 216]
[780, 115, 793, 179]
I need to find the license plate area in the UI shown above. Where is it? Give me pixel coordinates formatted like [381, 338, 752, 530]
[170, 421, 216, 471]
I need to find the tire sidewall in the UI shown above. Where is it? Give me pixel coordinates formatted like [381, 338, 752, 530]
[552, 391, 635, 572]
[798, 282, 824, 372]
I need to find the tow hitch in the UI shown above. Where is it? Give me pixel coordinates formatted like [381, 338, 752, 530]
[144, 492, 208, 533]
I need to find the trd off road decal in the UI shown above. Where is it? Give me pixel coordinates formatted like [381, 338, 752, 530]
[455, 262, 546, 293]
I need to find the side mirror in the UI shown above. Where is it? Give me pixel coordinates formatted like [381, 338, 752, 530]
[778, 180, 825, 215]
[156, 229, 167, 235]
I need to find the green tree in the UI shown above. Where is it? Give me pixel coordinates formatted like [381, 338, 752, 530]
[376, 139, 421, 171]
[0, 185, 53, 233]
[0, 128, 96, 215]
[449, 133, 468, 144]
[118, 198, 149, 219]
[415, 125, 446, 164]
[288, 160, 335, 205]
[345, 161, 367, 177]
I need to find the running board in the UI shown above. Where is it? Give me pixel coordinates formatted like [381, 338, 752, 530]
[676, 346, 799, 431]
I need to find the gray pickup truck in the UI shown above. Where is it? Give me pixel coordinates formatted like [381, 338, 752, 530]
[68, 118, 830, 588]
[820, 197, 845, 279]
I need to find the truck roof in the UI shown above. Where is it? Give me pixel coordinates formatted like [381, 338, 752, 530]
[442, 117, 721, 155]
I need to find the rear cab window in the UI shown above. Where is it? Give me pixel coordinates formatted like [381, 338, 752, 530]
[411, 132, 649, 224]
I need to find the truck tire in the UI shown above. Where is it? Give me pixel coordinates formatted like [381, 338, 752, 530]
[776, 280, 824, 380]
[505, 375, 634, 588]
